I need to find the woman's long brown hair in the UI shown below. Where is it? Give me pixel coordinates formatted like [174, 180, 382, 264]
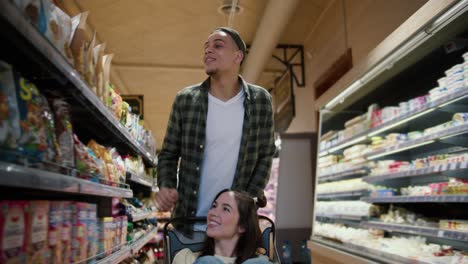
[199, 189, 262, 264]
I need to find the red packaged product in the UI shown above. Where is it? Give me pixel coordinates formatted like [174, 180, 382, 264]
[0, 201, 27, 264]
[61, 202, 72, 264]
[26, 201, 49, 264]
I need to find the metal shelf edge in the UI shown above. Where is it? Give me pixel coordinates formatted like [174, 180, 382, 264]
[131, 227, 159, 252]
[0, 162, 133, 198]
[95, 245, 131, 264]
[362, 221, 468, 243]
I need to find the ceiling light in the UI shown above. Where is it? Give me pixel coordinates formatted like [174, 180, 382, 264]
[218, 0, 243, 15]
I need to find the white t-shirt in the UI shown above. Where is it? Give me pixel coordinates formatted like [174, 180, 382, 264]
[196, 89, 245, 218]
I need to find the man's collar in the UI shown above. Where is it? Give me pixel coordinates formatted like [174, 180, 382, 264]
[201, 75, 251, 100]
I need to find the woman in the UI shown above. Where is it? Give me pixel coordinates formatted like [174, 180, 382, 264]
[172, 189, 271, 264]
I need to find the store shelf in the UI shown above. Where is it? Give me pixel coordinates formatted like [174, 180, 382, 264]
[0, 162, 133, 198]
[366, 122, 468, 160]
[363, 164, 468, 186]
[94, 226, 158, 263]
[317, 189, 369, 200]
[316, 214, 366, 221]
[361, 221, 468, 243]
[96, 246, 131, 264]
[363, 194, 468, 203]
[130, 211, 157, 222]
[131, 226, 159, 253]
[0, 0, 157, 168]
[319, 134, 368, 156]
[312, 236, 432, 264]
[318, 167, 368, 183]
[319, 88, 468, 157]
[126, 172, 153, 188]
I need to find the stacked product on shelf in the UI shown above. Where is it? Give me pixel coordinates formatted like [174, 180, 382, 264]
[312, 9, 468, 262]
[0, 1, 161, 263]
[10, 0, 157, 157]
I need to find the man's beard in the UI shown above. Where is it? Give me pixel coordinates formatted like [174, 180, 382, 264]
[205, 68, 217, 76]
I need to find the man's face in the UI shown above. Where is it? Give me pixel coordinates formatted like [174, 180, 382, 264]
[203, 30, 242, 76]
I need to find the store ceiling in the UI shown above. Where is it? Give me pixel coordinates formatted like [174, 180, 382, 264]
[61, 0, 331, 148]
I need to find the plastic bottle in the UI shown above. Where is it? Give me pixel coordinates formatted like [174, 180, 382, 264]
[281, 240, 293, 264]
[300, 240, 311, 264]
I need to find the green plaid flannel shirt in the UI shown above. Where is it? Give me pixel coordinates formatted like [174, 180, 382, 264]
[157, 76, 276, 220]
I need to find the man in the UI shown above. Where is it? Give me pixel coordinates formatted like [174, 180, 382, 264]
[156, 27, 275, 221]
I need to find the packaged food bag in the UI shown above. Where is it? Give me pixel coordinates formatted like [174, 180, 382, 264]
[93, 43, 106, 100]
[120, 101, 129, 126]
[102, 54, 114, 105]
[50, 98, 74, 168]
[88, 140, 112, 182]
[0, 61, 21, 151]
[73, 134, 99, 176]
[70, 12, 89, 75]
[39, 94, 60, 164]
[0, 201, 27, 264]
[25, 200, 49, 264]
[43, 0, 73, 63]
[14, 0, 48, 34]
[14, 74, 48, 161]
[84, 32, 97, 93]
[109, 148, 125, 184]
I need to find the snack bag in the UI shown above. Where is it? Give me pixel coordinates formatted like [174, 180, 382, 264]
[120, 101, 129, 126]
[93, 43, 106, 99]
[42, 0, 73, 63]
[84, 32, 97, 94]
[14, 0, 48, 34]
[107, 85, 123, 120]
[50, 98, 74, 168]
[73, 134, 99, 176]
[70, 12, 89, 75]
[0, 62, 21, 151]
[14, 74, 48, 161]
[0, 201, 27, 264]
[102, 54, 114, 104]
[109, 148, 125, 184]
[39, 95, 60, 164]
[25, 200, 49, 264]
[86, 147, 106, 181]
[88, 140, 111, 182]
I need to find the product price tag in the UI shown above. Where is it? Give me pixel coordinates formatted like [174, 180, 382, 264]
[437, 230, 444, 238]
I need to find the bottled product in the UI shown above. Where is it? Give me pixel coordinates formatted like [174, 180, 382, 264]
[281, 240, 293, 264]
[300, 240, 311, 264]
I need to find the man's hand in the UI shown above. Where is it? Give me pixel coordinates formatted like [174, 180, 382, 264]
[155, 187, 179, 212]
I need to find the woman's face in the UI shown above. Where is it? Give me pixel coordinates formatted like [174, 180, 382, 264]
[206, 191, 244, 240]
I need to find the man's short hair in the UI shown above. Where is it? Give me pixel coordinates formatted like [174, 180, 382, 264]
[215, 27, 247, 64]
